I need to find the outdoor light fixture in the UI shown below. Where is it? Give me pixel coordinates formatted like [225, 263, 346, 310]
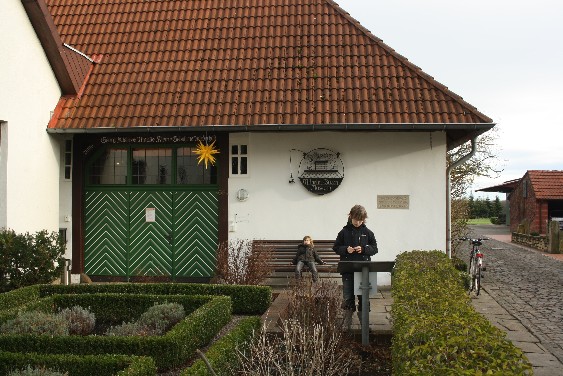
[236, 188, 249, 202]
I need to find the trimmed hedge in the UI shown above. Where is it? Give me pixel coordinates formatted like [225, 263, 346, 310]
[38, 282, 271, 315]
[0, 295, 231, 371]
[182, 315, 261, 376]
[0, 351, 156, 376]
[391, 250, 533, 375]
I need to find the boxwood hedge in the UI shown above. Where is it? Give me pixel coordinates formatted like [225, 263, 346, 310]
[391, 250, 533, 375]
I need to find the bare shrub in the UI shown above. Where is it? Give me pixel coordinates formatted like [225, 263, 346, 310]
[285, 279, 343, 337]
[237, 280, 359, 375]
[214, 239, 273, 285]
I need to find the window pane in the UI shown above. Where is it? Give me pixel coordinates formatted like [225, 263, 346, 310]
[240, 144, 247, 154]
[132, 148, 172, 185]
[89, 149, 127, 184]
[231, 156, 239, 175]
[240, 157, 247, 174]
[231, 145, 239, 155]
[177, 147, 216, 184]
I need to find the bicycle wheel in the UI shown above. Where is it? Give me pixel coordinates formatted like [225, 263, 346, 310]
[475, 265, 481, 296]
[468, 257, 475, 292]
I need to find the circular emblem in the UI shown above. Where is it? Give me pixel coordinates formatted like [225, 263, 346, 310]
[298, 148, 344, 195]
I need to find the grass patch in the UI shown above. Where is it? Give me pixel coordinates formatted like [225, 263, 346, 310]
[467, 218, 492, 225]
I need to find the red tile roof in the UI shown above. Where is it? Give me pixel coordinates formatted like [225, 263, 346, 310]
[45, 0, 493, 142]
[23, 0, 92, 95]
[527, 171, 563, 199]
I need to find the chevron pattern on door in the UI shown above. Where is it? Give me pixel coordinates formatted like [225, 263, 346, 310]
[173, 191, 218, 277]
[84, 191, 128, 275]
[129, 191, 173, 277]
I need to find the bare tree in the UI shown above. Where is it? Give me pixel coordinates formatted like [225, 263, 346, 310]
[448, 128, 503, 257]
[213, 239, 273, 285]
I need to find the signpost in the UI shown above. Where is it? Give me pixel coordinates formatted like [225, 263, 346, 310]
[337, 261, 395, 345]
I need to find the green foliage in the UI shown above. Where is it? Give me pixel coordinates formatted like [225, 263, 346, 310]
[57, 306, 96, 336]
[0, 294, 231, 371]
[182, 316, 261, 376]
[391, 251, 533, 375]
[466, 195, 505, 219]
[8, 365, 67, 376]
[0, 311, 69, 336]
[0, 351, 156, 376]
[106, 302, 185, 336]
[39, 282, 272, 315]
[0, 229, 65, 292]
[138, 302, 185, 331]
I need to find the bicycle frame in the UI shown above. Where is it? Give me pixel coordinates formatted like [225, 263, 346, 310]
[460, 237, 486, 296]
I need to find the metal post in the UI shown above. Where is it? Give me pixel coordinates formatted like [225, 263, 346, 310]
[360, 265, 370, 346]
[61, 258, 71, 285]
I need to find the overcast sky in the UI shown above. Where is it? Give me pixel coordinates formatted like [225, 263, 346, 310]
[336, 0, 563, 199]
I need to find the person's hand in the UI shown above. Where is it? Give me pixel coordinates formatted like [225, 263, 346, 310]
[354, 246, 362, 253]
[347, 246, 355, 254]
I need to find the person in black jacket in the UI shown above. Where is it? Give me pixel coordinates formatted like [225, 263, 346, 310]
[293, 235, 325, 282]
[333, 205, 378, 329]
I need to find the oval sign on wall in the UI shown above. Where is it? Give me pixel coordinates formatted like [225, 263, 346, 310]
[297, 148, 344, 195]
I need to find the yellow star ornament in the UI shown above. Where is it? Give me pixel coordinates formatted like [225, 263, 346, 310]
[193, 140, 219, 169]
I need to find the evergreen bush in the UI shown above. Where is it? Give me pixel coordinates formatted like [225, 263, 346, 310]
[0, 311, 69, 336]
[0, 229, 65, 293]
[57, 306, 96, 336]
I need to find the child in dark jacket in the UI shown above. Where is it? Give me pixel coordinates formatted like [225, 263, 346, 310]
[293, 235, 325, 282]
[333, 205, 378, 329]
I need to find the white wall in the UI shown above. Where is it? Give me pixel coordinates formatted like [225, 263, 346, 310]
[229, 131, 447, 284]
[0, 1, 62, 233]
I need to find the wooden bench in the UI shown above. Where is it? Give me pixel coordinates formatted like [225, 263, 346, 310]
[253, 240, 340, 287]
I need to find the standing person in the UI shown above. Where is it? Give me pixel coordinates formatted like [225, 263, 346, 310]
[293, 235, 326, 282]
[333, 205, 378, 330]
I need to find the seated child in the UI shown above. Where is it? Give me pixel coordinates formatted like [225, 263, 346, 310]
[293, 235, 325, 282]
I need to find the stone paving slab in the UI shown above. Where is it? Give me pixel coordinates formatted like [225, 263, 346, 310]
[470, 224, 563, 375]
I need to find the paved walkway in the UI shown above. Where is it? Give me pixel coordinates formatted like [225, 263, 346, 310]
[469, 225, 563, 376]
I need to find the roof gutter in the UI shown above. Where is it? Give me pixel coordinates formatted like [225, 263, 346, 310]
[46, 122, 493, 132]
[445, 137, 478, 258]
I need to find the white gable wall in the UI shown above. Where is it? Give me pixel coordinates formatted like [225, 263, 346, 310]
[229, 131, 447, 284]
[0, 1, 62, 233]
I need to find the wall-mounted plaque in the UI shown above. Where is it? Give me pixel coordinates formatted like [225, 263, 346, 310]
[145, 208, 156, 222]
[298, 148, 344, 195]
[377, 195, 410, 209]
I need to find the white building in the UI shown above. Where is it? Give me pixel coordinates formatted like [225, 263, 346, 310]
[2, 0, 494, 285]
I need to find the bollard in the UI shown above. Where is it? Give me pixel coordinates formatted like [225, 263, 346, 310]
[61, 258, 72, 285]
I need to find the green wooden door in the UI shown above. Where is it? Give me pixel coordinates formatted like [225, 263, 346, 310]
[83, 144, 219, 279]
[85, 188, 218, 278]
[84, 191, 128, 276]
[173, 191, 218, 277]
[129, 191, 174, 277]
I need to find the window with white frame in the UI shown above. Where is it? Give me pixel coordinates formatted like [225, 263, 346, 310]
[63, 139, 72, 180]
[231, 144, 248, 175]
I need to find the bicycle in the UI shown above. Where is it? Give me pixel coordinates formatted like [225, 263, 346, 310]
[460, 237, 488, 295]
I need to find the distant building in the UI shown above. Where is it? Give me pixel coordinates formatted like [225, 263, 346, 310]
[478, 171, 563, 234]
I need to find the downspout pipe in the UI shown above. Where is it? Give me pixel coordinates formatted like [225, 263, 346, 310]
[446, 137, 478, 258]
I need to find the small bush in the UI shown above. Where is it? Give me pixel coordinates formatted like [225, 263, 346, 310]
[0, 311, 68, 336]
[57, 306, 96, 336]
[8, 365, 67, 376]
[106, 302, 186, 336]
[138, 302, 185, 333]
[0, 229, 65, 293]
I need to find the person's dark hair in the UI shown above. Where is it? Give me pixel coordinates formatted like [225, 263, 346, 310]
[349, 205, 368, 221]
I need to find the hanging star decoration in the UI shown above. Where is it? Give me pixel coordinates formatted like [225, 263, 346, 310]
[193, 140, 219, 169]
